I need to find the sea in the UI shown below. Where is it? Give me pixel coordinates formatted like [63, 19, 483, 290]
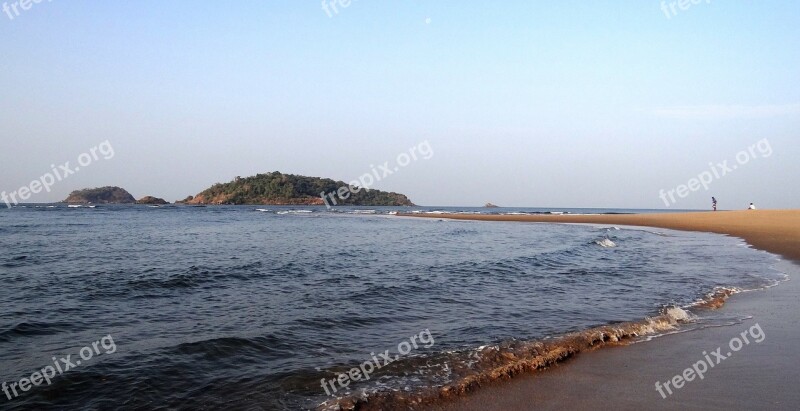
[0, 205, 787, 410]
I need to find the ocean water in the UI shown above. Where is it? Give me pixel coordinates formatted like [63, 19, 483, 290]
[0, 205, 785, 410]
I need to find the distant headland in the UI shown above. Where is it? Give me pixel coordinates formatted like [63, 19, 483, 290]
[61, 172, 414, 206]
[178, 171, 414, 206]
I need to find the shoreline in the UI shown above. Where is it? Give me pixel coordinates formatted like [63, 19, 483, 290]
[399, 210, 800, 261]
[401, 210, 800, 410]
[425, 259, 800, 410]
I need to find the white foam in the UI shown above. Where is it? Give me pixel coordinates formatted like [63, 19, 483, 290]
[595, 238, 617, 248]
[350, 210, 377, 214]
[664, 306, 691, 322]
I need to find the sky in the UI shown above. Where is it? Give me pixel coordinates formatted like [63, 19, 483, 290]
[0, 0, 798, 209]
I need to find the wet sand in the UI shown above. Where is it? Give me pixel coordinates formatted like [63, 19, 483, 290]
[403, 210, 800, 410]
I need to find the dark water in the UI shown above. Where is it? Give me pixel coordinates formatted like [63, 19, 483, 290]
[0, 205, 785, 410]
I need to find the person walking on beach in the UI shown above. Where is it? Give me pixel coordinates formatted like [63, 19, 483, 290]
[712, 197, 717, 211]
[748, 203, 756, 210]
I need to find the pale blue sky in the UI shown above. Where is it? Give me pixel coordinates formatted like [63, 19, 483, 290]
[1, 1, 798, 208]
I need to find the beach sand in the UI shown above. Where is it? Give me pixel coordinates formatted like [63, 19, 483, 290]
[403, 210, 800, 410]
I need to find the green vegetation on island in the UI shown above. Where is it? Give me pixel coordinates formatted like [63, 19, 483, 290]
[181, 171, 414, 206]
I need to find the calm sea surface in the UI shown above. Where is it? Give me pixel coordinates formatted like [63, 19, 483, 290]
[0, 205, 784, 410]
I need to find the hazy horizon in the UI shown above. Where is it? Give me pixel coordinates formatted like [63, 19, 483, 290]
[2, 1, 798, 209]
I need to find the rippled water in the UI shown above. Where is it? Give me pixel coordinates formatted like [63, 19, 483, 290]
[0, 205, 784, 410]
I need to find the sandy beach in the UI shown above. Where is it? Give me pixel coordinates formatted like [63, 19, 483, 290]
[404, 210, 800, 410]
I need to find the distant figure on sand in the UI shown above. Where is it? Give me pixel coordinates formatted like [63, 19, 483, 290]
[712, 197, 717, 211]
[748, 203, 756, 210]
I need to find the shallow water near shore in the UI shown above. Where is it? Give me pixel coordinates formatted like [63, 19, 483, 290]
[0, 205, 785, 410]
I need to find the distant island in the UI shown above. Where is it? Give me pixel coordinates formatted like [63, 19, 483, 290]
[63, 187, 170, 205]
[137, 196, 169, 205]
[179, 171, 414, 206]
[484, 203, 499, 208]
[61, 172, 414, 206]
[63, 186, 136, 204]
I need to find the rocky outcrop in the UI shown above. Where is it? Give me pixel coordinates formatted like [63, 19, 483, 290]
[63, 187, 136, 204]
[137, 196, 169, 205]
